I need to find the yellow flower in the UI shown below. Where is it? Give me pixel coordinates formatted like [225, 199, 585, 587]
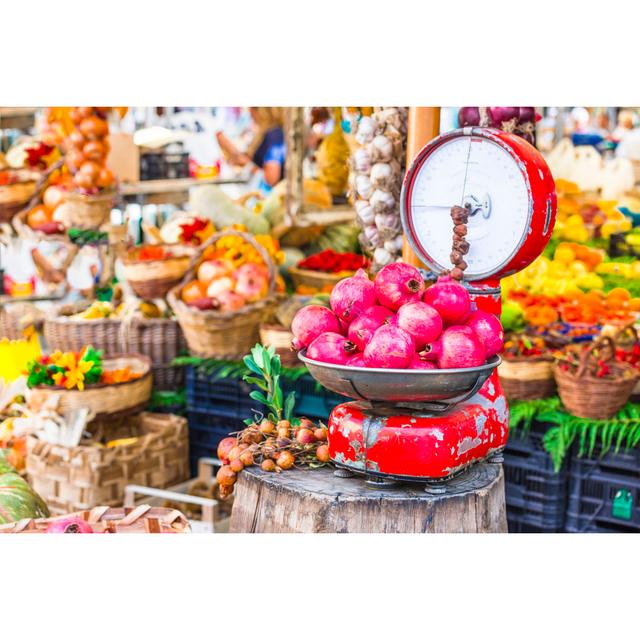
[52, 352, 94, 390]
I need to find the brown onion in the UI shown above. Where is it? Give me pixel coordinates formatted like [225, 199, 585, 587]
[261, 459, 276, 472]
[259, 420, 275, 435]
[276, 451, 295, 470]
[277, 425, 290, 439]
[296, 428, 316, 444]
[216, 465, 237, 487]
[229, 459, 244, 473]
[314, 428, 327, 441]
[316, 445, 330, 462]
[239, 450, 254, 466]
[217, 437, 237, 464]
[298, 418, 315, 431]
[228, 445, 247, 462]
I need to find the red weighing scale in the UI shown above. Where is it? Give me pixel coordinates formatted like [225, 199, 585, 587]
[300, 127, 557, 491]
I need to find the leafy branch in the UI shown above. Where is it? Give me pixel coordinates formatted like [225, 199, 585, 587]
[242, 344, 296, 424]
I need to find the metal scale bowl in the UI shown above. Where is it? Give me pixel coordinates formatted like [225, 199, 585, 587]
[299, 126, 557, 491]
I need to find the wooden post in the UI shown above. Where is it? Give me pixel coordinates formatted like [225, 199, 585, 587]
[230, 464, 508, 533]
[284, 107, 305, 225]
[402, 107, 441, 267]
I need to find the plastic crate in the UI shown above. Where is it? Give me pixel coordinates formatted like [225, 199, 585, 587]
[566, 449, 640, 533]
[187, 410, 243, 476]
[282, 376, 344, 422]
[503, 420, 568, 532]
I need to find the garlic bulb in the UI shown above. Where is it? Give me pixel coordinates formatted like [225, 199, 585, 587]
[355, 175, 373, 200]
[362, 224, 380, 248]
[384, 239, 397, 253]
[373, 247, 393, 266]
[370, 162, 393, 189]
[355, 116, 375, 145]
[370, 189, 395, 212]
[353, 147, 371, 173]
[369, 135, 393, 162]
[355, 200, 375, 225]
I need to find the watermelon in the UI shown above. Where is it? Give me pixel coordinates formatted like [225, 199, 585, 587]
[0, 450, 49, 525]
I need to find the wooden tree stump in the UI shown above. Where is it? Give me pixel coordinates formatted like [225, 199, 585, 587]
[229, 463, 507, 533]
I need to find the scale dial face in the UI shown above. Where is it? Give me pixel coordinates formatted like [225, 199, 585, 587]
[401, 127, 556, 282]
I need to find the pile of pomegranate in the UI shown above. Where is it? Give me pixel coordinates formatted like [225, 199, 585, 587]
[291, 264, 504, 370]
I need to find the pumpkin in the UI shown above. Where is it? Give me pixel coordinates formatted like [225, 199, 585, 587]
[0, 450, 49, 524]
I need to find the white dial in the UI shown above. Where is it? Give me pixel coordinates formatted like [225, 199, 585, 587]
[407, 135, 531, 279]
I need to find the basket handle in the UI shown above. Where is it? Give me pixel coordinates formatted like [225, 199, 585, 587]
[181, 228, 277, 296]
[575, 336, 616, 378]
[613, 321, 639, 345]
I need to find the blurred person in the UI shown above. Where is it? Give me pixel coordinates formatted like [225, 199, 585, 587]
[216, 107, 285, 191]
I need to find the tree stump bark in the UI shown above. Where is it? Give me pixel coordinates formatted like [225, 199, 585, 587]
[229, 463, 507, 533]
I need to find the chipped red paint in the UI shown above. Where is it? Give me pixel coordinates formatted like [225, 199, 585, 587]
[328, 371, 508, 480]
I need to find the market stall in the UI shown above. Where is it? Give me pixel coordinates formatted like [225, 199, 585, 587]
[2, 104, 640, 534]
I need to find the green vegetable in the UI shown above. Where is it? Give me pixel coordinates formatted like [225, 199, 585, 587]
[501, 301, 526, 333]
[0, 450, 50, 524]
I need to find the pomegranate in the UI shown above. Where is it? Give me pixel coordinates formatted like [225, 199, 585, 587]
[347, 305, 394, 350]
[307, 332, 356, 365]
[346, 353, 367, 367]
[206, 276, 235, 298]
[396, 301, 443, 350]
[291, 305, 341, 349]
[409, 353, 438, 370]
[45, 517, 94, 533]
[423, 276, 471, 325]
[330, 268, 377, 322]
[423, 326, 485, 369]
[197, 259, 232, 284]
[364, 324, 415, 369]
[215, 290, 246, 312]
[374, 263, 425, 311]
[235, 263, 269, 302]
[464, 310, 504, 358]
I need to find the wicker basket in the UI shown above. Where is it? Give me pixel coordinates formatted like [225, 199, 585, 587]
[260, 323, 298, 368]
[554, 337, 638, 420]
[122, 244, 193, 299]
[0, 505, 190, 533]
[499, 356, 556, 401]
[168, 229, 277, 359]
[53, 190, 114, 230]
[0, 301, 46, 339]
[120, 314, 187, 389]
[0, 172, 38, 223]
[44, 303, 122, 355]
[33, 354, 152, 419]
[24, 411, 188, 516]
[289, 266, 351, 290]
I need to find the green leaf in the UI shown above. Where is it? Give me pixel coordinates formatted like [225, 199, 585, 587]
[242, 376, 268, 391]
[249, 390, 268, 405]
[243, 355, 262, 376]
[284, 392, 296, 421]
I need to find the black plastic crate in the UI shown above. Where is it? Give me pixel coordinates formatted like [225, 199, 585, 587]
[187, 410, 244, 476]
[504, 420, 568, 532]
[140, 151, 190, 181]
[566, 452, 640, 533]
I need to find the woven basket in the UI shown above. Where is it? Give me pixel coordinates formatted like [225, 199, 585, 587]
[259, 323, 299, 368]
[44, 303, 122, 355]
[24, 412, 188, 515]
[120, 314, 187, 390]
[168, 229, 277, 359]
[554, 337, 638, 420]
[0, 301, 46, 339]
[0, 173, 38, 223]
[0, 504, 190, 533]
[122, 244, 193, 300]
[499, 357, 556, 401]
[289, 266, 351, 290]
[33, 354, 152, 419]
[53, 190, 114, 230]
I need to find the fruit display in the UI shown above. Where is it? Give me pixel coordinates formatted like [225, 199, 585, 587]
[291, 265, 503, 370]
[350, 108, 408, 270]
[214, 345, 331, 498]
[296, 249, 368, 274]
[68, 300, 172, 321]
[25, 346, 141, 391]
[64, 107, 115, 194]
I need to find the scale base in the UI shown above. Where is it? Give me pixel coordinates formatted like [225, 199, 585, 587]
[328, 372, 509, 482]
